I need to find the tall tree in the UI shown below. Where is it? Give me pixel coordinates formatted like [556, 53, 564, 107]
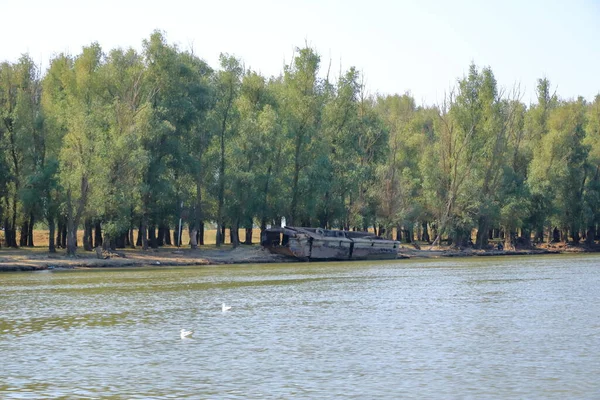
[528, 98, 589, 242]
[523, 78, 558, 242]
[141, 31, 197, 249]
[52, 44, 106, 255]
[209, 54, 242, 246]
[280, 47, 323, 226]
[583, 95, 600, 243]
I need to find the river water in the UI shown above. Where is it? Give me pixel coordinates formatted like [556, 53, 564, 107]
[1, 254, 599, 399]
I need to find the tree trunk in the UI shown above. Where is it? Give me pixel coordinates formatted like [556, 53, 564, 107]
[61, 223, 67, 249]
[586, 226, 595, 245]
[216, 224, 224, 247]
[378, 224, 385, 238]
[115, 232, 126, 248]
[20, 220, 29, 247]
[129, 228, 135, 249]
[56, 218, 63, 248]
[571, 228, 580, 244]
[422, 222, 430, 243]
[534, 228, 544, 244]
[221, 225, 226, 245]
[190, 226, 198, 249]
[504, 229, 516, 250]
[260, 218, 267, 237]
[199, 221, 204, 245]
[173, 227, 180, 247]
[157, 225, 165, 246]
[27, 213, 34, 247]
[475, 216, 489, 249]
[92, 222, 101, 248]
[244, 227, 252, 245]
[83, 219, 93, 251]
[66, 217, 77, 256]
[164, 226, 171, 245]
[136, 222, 142, 247]
[403, 227, 412, 243]
[66, 178, 89, 256]
[231, 221, 240, 248]
[519, 228, 531, 248]
[48, 216, 56, 253]
[141, 217, 148, 250]
[102, 233, 113, 251]
[6, 224, 17, 248]
[552, 227, 560, 243]
[149, 225, 157, 249]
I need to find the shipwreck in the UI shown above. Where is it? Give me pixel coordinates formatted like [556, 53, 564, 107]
[261, 226, 400, 261]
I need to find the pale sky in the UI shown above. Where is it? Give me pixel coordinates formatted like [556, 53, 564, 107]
[1, 0, 599, 105]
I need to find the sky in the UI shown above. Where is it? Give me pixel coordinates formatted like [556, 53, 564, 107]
[1, 0, 599, 106]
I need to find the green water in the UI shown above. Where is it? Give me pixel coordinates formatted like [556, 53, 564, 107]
[1, 254, 600, 398]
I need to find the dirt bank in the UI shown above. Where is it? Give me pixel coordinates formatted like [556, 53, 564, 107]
[0, 242, 596, 272]
[0, 246, 291, 272]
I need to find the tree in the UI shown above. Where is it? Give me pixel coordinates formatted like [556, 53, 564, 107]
[178, 51, 212, 249]
[53, 44, 106, 255]
[227, 70, 283, 243]
[141, 31, 201, 249]
[583, 95, 600, 243]
[528, 98, 589, 243]
[209, 54, 242, 246]
[374, 93, 426, 241]
[316, 67, 363, 229]
[523, 78, 558, 242]
[280, 47, 323, 226]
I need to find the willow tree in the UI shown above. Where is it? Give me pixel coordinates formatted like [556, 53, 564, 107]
[468, 67, 511, 248]
[48, 44, 106, 255]
[209, 54, 242, 246]
[141, 31, 201, 249]
[89, 47, 154, 250]
[315, 67, 364, 229]
[583, 95, 600, 243]
[528, 98, 589, 243]
[12, 55, 47, 247]
[374, 93, 426, 241]
[523, 78, 558, 242]
[498, 98, 529, 249]
[0, 56, 41, 247]
[179, 52, 212, 249]
[227, 70, 284, 243]
[280, 47, 323, 226]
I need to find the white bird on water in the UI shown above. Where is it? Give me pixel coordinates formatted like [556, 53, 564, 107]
[222, 303, 232, 312]
[180, 329, 193, 339]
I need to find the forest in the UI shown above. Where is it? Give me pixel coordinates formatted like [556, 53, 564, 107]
[1, 31, 599, 255]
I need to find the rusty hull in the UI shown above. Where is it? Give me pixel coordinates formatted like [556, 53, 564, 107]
[261, 227, 400, 261]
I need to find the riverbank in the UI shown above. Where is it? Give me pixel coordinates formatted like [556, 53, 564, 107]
[1, 241, 597, 272]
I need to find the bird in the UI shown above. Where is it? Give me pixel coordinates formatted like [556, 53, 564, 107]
[222, 303, 232, 312]
[180, 329, 193, 339]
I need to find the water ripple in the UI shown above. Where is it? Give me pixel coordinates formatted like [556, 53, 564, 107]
[1, 254, 600, 398]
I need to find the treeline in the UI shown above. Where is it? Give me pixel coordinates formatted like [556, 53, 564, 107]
[1, 31, 599, 254]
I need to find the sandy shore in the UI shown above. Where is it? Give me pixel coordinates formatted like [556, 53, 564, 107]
[0, 243, 594, 272]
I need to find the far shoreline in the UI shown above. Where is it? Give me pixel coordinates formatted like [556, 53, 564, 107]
[1, 242, 597, 272]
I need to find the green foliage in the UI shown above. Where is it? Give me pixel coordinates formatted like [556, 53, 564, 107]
[2, 36, 600, 252]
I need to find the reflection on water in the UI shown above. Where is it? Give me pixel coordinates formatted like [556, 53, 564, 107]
[1, 254, 600, 398]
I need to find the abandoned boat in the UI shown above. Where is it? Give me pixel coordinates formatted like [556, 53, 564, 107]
[261, 226, 400, 261]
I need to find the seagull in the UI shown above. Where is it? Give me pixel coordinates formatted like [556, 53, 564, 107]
[222, 303, 232, 312]
[180, 329, 193, 339]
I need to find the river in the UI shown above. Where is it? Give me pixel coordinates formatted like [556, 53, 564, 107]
[1, 254, 599, 399]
